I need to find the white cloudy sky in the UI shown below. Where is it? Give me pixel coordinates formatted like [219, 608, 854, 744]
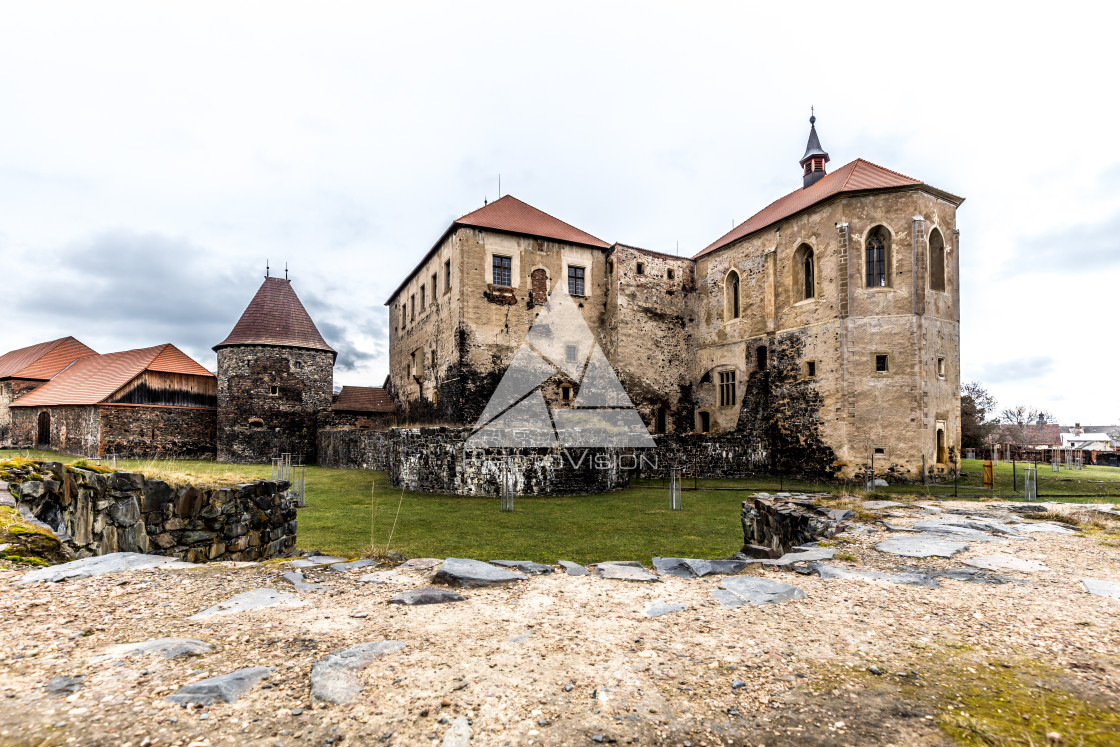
[1, 1, 1116, 424]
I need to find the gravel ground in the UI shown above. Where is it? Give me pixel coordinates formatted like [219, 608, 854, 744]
[0, 500, 1118, 747]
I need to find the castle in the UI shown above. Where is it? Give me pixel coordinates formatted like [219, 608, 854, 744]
[2, 118, 964, 483]
[385, 118, 964, 480]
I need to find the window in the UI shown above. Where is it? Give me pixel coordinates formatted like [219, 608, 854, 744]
[409, 351, 416, 378]
[756, 345, 767, 371]
[444, 259, 452, 293]
[608, 259, 614, 275]
[636, 261, 645, 275]
[937, 357, 946, 378]
[492, 255, 512, 286]
[726, 270, 740, 320]
[431, 349, 437, 368]
[401, 306, 407, 329]
[719, 370, 736, 407]
[929, 228, 946, 292]
[293, 361, 302, 370]
[874, 447, 885, 455]
[667, 268, 675, 280]
[805, 361, 817, 378]
[410, 294, 415, 320]
[561, 385, 571, 401]
[568, 266, 585, 296]
[655, 407, 667, 434]
[420, 285, 426, 310]
[874, 353, 889, 373]
[865, 226, 889, 287]
[565, 344, 578, 364]
[794, 244, 815, 300]
[699, 411, 711, 433]
[431, 273, 438, 302]
[936, 427, 948, 463]
[269, 385, 279, 396]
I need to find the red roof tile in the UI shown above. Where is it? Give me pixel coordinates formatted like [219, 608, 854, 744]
[332, 386, 397, 413]
[215, 277, 336, 355]
[694, 159, 960, 258]
[0, 337, 98, 381]
[387, 195, 609, 303]
[11, 344, 214, 408]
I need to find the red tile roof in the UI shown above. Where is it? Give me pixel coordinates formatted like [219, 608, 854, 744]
[332, 386, 397, 413]
[387, 195, 609, 304]
[11, 344, 213, 408]
[0, 337, 98, 381]
[215, 277, 336, 355]
[694, 159, 962, 258]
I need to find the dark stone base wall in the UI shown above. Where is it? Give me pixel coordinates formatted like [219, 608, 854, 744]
[5, 461, 299, 563]
[318, 428, 391, 470]
[217, 346, 334, 464]
[99, 405, 216, 459]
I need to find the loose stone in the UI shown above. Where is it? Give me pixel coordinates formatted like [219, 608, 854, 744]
[389, 588, 467, 605]
[311, 641, 407, 704]
[433, 558, 526, 588]
[188, 588, 307, 620]
[165, 667, 274, 705]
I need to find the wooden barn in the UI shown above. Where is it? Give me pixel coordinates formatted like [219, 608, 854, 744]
[9, 344, 217, 458]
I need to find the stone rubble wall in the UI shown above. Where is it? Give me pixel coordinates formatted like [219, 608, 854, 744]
[740, 493, 849, 556]
[317, 428, 391, 470]
[3, 461, 298, 563]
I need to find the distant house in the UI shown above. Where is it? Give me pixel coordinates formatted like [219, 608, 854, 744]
[326, 385, 398, 430]
[9, 344, 217, 458]
[0, 337, 98, 447]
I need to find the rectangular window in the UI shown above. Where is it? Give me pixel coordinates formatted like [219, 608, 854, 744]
[719, 370, 736, 407]
[269, 385, 279, 396]
[565, 344, 578, 363]
[293, 361, 302, 370]
[431, 273, 438, 302]
[431, 349, 437, 367]
[667, 268, 675, 280]
[805, 361, 816, 378]
[444, 259, 451, 292]
[410, 294, 415, 320]
[409, 351, 416, 378]
[401, 306, 407, 328]
[937, 357, 946, 378]
[568, 266, 585, 296]
[420, 285, 426, 310]
[636, 261, 645, 275]
[493, 255, 512, 286]
[875, 354, 889, 373]
[561, 385, 571, 401]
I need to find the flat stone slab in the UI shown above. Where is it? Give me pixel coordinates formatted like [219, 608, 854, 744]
[965, 555, 1049, 573]
[489, 560, 554, 575]
[328, 559, 379, 572]
[644, 600, 685, 617]
[311, 641, 406, 704]
[434, 558, 526, 588]
[289, 555, 347, 569]
[652, 557, 751, 578]
[861, 501, 902, 510]
[18, 552, 196, 585]
[399, 557, 442, 571]
[105, 638, 213, 659]
[188, 588, 307, 620]
[558, 560, 589, 576]
[718, 576, 806, 606]
[876, 536, 968, 558]
[914, 518, 1022, 536]
[1081, 578, 1120, 599]
[594, 562, 659, 582]
[880, 521, 919, 532]
[763, 548, 836, 567]
[45, 676, 84, 697]
[281, 571, 330, 592]
[389, 588, 467, 605]
[1017, 522, 1078, 535]
[358, 570, 410, 584]
[441, 715, 472, 747]
[811, 563, 940, 588]
[165, 666, 274, 705]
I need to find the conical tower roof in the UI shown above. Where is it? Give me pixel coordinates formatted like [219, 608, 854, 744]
[799, 114, 829, 166]
[214, 277, 336, 356]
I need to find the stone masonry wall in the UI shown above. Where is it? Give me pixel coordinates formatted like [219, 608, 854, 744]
[318, 428, 391, 470]
[9, 405, 215, 459]
[1, 379, 42, 448]
[3, 460, 298, 562]
[217, 345, 335, 464]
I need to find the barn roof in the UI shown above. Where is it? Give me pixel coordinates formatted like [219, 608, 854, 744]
[0, 337, 98, 381]
[332, 386, 396, 413]
[694, 159, 964, 258]
[11, 344, 213, 408]
[386, 195, 609, 304]
[214, 277, 336, 356]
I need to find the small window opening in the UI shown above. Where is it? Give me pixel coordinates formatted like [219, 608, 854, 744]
[667, 268, 675, 280]
[431, 273, 438, 302]
[420, 285, 426, 310]
[636, 261, 645, 275]
[410, 294, 416, 320]
[431, 349, 437, 367]
[565, 344, 578, 364]
[875, 354, 889, 373]
[719, 370, 737, 407]
[608, 259, 614, 274]
[699, 411, 711, 433]
[561, 385, 571, 401]
[806, 361, 816, 378]
[655, 407, 668, 434]
[874, 447, 885, 455]
[727, 270, 741, 320]
[444, 259, 452, 292]
[937, 357, 946, 378]
[269, 385, 279, 396]
[756, 346, 767, 371]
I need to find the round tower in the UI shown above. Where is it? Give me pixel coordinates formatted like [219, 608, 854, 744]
[214, 276, 336, 464]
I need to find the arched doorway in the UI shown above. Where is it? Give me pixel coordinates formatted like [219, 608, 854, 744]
[36, 411, 51, 448]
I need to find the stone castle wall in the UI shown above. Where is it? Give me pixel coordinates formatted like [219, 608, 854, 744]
[4, 461, 298, 562]
[217, 345, 334, 464]
[318, 428, 391, 470]
[8, 405, 215, 459]
[0, 379, 42, 448]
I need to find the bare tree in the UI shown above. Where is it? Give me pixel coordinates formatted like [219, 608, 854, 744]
[1000, 405, 1055, 445]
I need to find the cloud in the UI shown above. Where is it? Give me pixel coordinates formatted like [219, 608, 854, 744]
[1005, 210, 1120, 275]
[976, 356, 1055, 384]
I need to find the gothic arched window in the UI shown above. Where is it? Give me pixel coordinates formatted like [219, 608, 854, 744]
[865, 226, 890, 287]
[794, 244, 815, 301]
[726, 270, 740, 320]
[929, 228, 946, 292]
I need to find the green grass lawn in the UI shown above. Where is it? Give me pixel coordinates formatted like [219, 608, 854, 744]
[4, 449, 1119, 562]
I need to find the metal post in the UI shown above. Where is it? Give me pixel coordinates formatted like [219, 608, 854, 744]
[669, 468, 682, 510]
[1013, 460, 1017, 492]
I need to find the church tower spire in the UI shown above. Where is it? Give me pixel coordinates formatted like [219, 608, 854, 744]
[799, 109, 830, 188]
